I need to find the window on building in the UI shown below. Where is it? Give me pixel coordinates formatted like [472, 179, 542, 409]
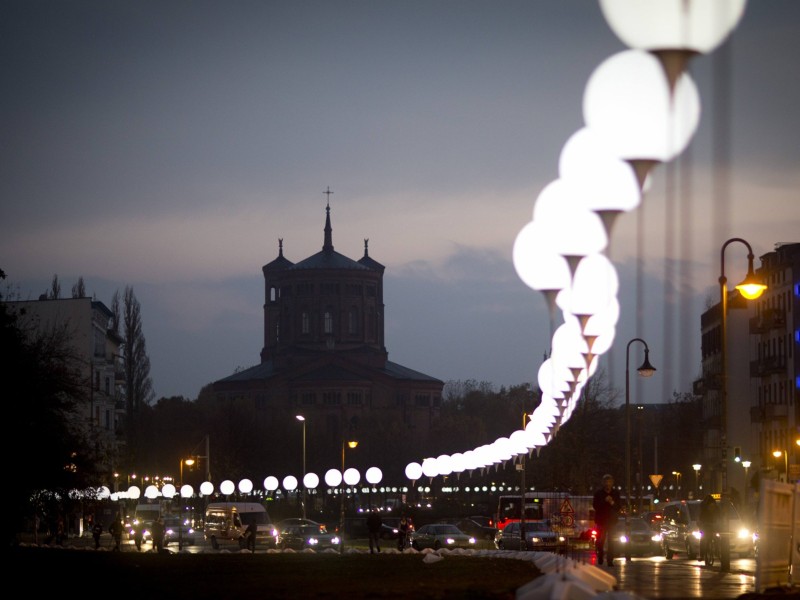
[346, 391, 363, 406]
[348, 307, 359, 335]
[105, 377, 110, 395]
[95, 371, 100, 391]
[301, 392, 316, 405]
[324, 309, 333, 334]
[255, 394, 267, 410]
[270, 286, 278, 302]
[323, 392, 341, 406]
[301, 311, 310, 334]
[415, 394, 429, 407]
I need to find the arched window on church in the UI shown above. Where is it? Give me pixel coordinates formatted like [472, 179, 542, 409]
[324, 309, 333, 334]
[301, 310, 310, 334]
[348, 306, 359, 335]
[270, 286, 278, 302]
[367, 307, 375, 339]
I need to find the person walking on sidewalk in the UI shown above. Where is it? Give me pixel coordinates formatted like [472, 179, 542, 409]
[366, 509, 382, 554]
[592, 474, 621, 566]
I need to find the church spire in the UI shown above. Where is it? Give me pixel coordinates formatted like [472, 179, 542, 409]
[323, 186, 334, 253]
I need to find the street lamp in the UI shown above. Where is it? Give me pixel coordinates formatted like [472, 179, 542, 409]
[296, 415, 307, 519]
[625, 338, 656, 519]
[180, 458, 195, 487]
[672, 471, 681, 498]
[692, 464, 701, 499]
[339, 437, 358, 554]
[178, 458, 195, 551]
[719, 237, 766, 572]
[741, 460, 751, 510]
[772, 450, 788, 483]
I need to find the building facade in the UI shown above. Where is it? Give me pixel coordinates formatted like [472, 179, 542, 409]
[9, 296, 125, 479]
[212, 202, 443, 479]
[695, 241, 799, 504]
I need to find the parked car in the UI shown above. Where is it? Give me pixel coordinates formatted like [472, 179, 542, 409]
[454, 517, 498, 541]
[607, 517, 662, 559]
[274, 518, 327, 533]
[163, 516, 196, 547]
[275, 523, 341, 551]
[660, 498, 754, 560]
[494, 520, 565, 551]
[410, 523, 476, 551]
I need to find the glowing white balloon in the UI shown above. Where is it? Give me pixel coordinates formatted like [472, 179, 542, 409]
[199, 481, 214, 496]
[220, 480, 235, 495]
[343, 468, 360, 486]
[366, 467, 383, 485]
[282, 476, 298, 491]
[238, 478, 253, 494]
[599, 0, 747, 54]
[559, 127, 641, 214]
[436, 454, 453, 476]
[161, 483, 176, 499]
[325, 469, 343, 487]
[422, 457, 440, 479]
[584, 50, 701, 163]
[264, 476, 279, 491]
[303, 473, 320, 489]
[405, 462, 423, 481]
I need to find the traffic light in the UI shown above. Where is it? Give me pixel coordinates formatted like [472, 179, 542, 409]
[734, 447, 742, 462]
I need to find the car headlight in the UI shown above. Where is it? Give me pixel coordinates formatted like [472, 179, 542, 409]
[737, 528, 751, 540]
[651, 533, 662, 542]
[331, 536, 341, 545]
[308, 537, 319, 545]
[468, 537, 476, 545]
[692, 530, 702, 541]
[445, 537, 455, 545]
[618, 535, 629, 544]
[558, 536, 566, 543]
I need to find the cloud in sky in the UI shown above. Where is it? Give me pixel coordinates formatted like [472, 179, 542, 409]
[1, 0, 798, 402]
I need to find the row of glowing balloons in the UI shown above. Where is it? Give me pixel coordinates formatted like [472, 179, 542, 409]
[100, 2, 749, 497]
[406, 1, 749, 484]
[102, 467, 389, 502]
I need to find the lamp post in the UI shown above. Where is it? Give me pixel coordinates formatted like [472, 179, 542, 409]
[339, 437, 358, 554]
[296, 415, 307, 519]
[672, 471, 682, 498]
[719, 237, 767, 572]
[692, 464, 701, 499]
[625, 338, 656, 517]
[178, 458, 194, 551]
[741, 460, 751, 510]
[520, 411, 530, 552]
[772, 450, 788, 483]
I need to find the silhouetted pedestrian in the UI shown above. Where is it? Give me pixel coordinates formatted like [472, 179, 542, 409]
[92, 521, 103, 549]
[592, 474, 621, 566]
[366, 509, 382, 554]
[109, 516, 124, 551]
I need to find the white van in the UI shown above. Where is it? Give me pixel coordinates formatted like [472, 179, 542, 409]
[203, 502, 274, 549]
[129, 503, 165, 540]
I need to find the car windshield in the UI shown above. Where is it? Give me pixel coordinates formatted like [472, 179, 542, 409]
[298, 525, 323, 535]
[437, 525, 461, 534]
[527, 522, 550, 532]
[628, 519, 651, 533]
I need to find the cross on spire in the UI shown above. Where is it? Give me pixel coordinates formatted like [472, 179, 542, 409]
[323, 186, 333, 207]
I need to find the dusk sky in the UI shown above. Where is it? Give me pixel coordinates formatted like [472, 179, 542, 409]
[2, 1, 798, 405]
